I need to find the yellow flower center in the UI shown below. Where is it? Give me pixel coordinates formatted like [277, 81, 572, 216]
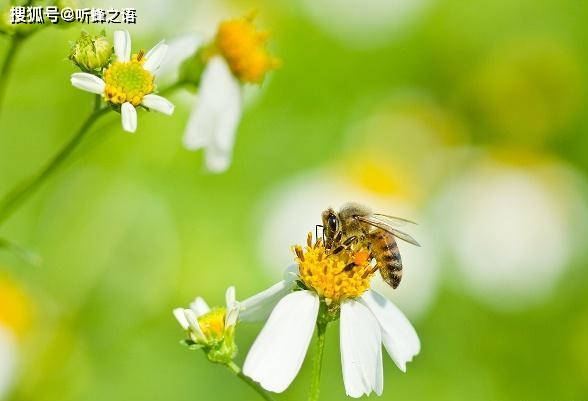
[103, 53, 154, 106]
[215, 15, 280, 83]
[197, 308, 226, 341]
[294, 234, 374, 303]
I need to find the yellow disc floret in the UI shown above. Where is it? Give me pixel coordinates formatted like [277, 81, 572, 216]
[294, 234, 374, 303]
[215, 14, 280, 84]
[103, 53, 154, 106]
[197, 308, 226, 341]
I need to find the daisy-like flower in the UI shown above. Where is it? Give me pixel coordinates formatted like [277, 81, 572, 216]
[173, 286, 240, 364]
[241, 234, 420, 397]
[182, 14, 280, 172]
[70, 30, 174, 133]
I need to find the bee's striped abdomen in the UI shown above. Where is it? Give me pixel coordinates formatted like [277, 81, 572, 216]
[370, 229, 403, 289]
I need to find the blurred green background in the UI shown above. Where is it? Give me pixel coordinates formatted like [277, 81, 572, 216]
[1, 0, 588, 400]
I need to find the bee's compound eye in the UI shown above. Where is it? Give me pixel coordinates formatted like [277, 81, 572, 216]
[327, 213, 338, 232]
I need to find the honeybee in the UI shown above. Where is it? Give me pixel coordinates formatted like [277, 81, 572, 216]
[320, 202, 420, 289]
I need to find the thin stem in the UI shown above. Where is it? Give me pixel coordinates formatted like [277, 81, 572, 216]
[225, 361, 275, 401]
[0, 98, 108, 226]
[0, 35, 23, 114]
[308, 319, 328, 401]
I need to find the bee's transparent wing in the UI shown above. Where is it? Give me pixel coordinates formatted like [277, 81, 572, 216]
[372, 213, 418, 226]
[356, 216, 421, 247]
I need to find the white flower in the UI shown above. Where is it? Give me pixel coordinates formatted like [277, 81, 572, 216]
[241, 258, 420, 396]
[173, 286, 240, 363]
[181, 15, 278, 173]
[433, 151, 588, 310]
[183, 56, 242, 172]
[70, 30, 174, 134]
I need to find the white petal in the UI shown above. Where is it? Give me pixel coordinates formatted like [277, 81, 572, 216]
[157, 34, 201, 85]
[183, 309, 205, 341]
[70, 73, 105, 95]
[239, 279, 297, 323]
[183, 56, 242, 173]
[360, 290, 420, 372]
[114, 30, 131, 62]
[224, 286, 239, 327]
[143, 41, 168, 74]
[120, 102, 137, 133]
[204, 146, 233, 173]
[141, 94, 174, 115]
[225, 304, 240, 328]
[225, 286, 236, 307]
[189, 297, 210, 318]
[173, 308, 189, 330]
[243, 290, 319, 393]
[340, 300, 383, 398]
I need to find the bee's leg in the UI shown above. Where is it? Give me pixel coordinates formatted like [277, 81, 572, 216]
[329, 235, 359, 259]
[332, 244, 345, 254]
[360, 252, 378, 278]
[341, 262, 356, 272]
[362, 263, 379, 279]
[343, 235, 357, 247]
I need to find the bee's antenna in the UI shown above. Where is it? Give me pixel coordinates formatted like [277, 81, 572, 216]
[315, 225, 323, 243]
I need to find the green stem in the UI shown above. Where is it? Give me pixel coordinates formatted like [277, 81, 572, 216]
[308, 319, 328, 401]
[0, 35, 23, 114]
[225, 361, 275, 401]
[0, 98, 108, 226]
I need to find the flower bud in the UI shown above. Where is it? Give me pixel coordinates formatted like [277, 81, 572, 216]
[69, 31, 113, 73]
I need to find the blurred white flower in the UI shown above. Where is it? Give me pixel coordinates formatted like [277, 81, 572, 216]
[71, 30, 174, 133]
[242, 246, 420, 397]
[183, 56, 242, 172]
[174, 286, 240, 363]
[256, 169, 440, 319]
[433, 151, 588, 310]
[182, 15, 279, 172]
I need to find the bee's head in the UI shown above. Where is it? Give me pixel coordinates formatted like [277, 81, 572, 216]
[321, 208, 339, 246]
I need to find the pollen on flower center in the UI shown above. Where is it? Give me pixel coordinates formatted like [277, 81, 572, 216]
[294, 234, 374, 303]
[103, 53, 154, 106]
[215, 14, 280, 83]
[197, 308, 226, 340]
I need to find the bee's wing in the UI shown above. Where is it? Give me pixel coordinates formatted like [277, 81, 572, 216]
[356, 216, 421, 247]
[372, 213, 418, 226]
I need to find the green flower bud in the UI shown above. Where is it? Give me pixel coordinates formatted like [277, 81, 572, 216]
[69, 30, 113, 74]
